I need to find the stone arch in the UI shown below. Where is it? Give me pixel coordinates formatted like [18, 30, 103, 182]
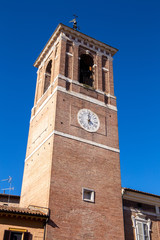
[79, 54, 94, 87]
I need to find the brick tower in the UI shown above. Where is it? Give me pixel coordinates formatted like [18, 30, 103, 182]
[20, 24, 125, 239]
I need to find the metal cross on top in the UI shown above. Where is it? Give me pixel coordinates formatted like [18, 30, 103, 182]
[69, 15, 80, 31]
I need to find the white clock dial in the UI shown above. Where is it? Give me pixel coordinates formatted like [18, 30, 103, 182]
[77, 109, 100, 132]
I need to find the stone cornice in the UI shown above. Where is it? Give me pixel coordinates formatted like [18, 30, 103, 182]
[25, 130, 120, 162]
[34, 23, 118, 68]
[31, 74, 117, 122]
[122, 188, 160, 206]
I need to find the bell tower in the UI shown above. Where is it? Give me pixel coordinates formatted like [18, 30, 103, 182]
[20, 24, 125, 240]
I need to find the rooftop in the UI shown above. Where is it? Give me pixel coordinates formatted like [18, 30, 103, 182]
[0, 205, 49, 218]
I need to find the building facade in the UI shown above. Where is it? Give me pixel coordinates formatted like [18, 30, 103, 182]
[0, 24, 160, 240]
[123, 188, 160, 240]
[0, 194, 48, 240]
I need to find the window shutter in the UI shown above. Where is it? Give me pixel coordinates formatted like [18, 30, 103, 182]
[3, 230, 11, 240]
[144, 223, 148, 236]
[23, 232, 31, 240]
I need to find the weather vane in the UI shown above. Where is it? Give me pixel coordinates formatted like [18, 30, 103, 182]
[69, 15, 80, 31]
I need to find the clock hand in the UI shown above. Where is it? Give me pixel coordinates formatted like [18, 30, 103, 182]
[88, 115, 93, 125]
[88, 117, 92, 124]
[87, 113, 90, 122]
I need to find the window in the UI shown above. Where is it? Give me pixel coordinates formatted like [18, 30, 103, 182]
[136, 221, 149, 240]
[132, 212, 151, 240]
[3, 229, 31, 240]
[82, 187, 95, 203]
[11, 231, 22, 240]
[79, 54, 94, 87]
[44, 60, 52, 93]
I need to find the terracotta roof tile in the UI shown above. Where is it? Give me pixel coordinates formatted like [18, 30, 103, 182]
[0, 205, 49, 217]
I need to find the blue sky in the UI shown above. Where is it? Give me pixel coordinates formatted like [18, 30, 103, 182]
[0, 0, 160, 196]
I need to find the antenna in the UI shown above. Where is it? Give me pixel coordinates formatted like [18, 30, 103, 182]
[1, 176, 14, 203]
[69, 14, 80, 31]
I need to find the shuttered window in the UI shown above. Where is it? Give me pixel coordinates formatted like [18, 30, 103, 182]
[136, 222, 149, 240]
[3, 230, 31, 240]
[3, 230, 11, 240]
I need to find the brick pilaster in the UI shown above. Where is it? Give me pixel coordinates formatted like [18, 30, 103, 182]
[96, 51, 103, 91]
[109, 56, 115, 96]
[72, 42, 79, 81]
[59, 34, 67, 76]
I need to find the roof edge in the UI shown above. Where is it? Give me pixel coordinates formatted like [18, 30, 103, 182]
[33, 23, 118, 68]
[123, 187, 160, 199]
[0, 205, 49, 218]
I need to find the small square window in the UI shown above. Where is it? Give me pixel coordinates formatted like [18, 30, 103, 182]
[82, 188, 95, 203]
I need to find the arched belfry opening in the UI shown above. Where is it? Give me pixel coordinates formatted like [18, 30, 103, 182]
[44, 60, 52, 93]
[79, 54, 94, 87]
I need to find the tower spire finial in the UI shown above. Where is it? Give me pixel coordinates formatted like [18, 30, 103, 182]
[69, 14, 80, 31]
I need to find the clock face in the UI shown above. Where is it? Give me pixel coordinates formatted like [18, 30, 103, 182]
[77, 109, 100, 132]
